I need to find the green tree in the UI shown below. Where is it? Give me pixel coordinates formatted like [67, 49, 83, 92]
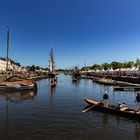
[81, 66, 91, 71]
[41, 67, 49, 71]
[30, 65, 36, 72]
[110, 61, 120, 70]
[101, 63, 111, 70]
[92, 64, 101, 70]
[26, 66, 31, 71]
[36, 66, 40, 70]
[135, 58, 140, 67]
[125, 61, 134, 68]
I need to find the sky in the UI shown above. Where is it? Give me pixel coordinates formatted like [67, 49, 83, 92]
[0, 0, 140, 69]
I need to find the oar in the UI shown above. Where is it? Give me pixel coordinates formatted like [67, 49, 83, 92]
[82, 102, 100, 113]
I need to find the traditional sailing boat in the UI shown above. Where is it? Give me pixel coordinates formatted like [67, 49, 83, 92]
[48, 48, 58, 78]
[72, 66, 81, 82]
[0, 27, 37, 91]
[47, 48, 58, 88]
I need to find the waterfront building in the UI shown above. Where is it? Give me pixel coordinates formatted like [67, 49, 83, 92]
[0, 57, 21, 72]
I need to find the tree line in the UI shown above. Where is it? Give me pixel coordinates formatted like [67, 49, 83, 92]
[81, 59, 140, 71]
[21, 65, 49, 72]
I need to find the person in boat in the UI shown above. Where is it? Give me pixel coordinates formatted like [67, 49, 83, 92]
[103, 91, 109, 107]
[115, 102, 126, 111]
[135, 93, 140, 111]
[115, 103, 121, 111]
[120, 102, 126, 108]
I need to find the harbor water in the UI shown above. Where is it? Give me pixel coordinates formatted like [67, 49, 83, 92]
[0, 74, 140, 140]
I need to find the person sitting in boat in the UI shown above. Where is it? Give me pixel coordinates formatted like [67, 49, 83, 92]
[120, 102, 126, 108]
[115, 102, 127, 111]
[103, 91, 109, 107]
[135, 93, 140, 111]
[115, 103, 121, 111]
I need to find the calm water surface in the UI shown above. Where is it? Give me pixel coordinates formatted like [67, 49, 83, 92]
[0, 74, 140, 140]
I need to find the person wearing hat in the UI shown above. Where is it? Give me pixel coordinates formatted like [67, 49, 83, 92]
[135, 93, 140, 111]
[103, 91, 109, 107]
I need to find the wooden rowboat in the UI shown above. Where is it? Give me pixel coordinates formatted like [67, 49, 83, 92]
[0, 77, 37, 91]
[83, 98, 140, 118]
[0, 83, 36, 91]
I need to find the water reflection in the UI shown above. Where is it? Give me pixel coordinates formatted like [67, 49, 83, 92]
[5, 96, 10, 140]
[72, 79, 80, 87]
[92, 110, 140, 140]
[49, 84, 56, 100]
[0, 90, 37, 140]
[49, 77, 57, 88]
[50, 86, 56, 94]
[102, 113, 109, 128]
[0, 90, 37, 102]
[1, 74, 140, 140]
[83, 105, 140, 140]
[135, 122, 140, 140]
[48, 78, 57, 104]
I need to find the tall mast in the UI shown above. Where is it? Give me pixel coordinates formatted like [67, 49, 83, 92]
[49, 48, 55, 72]
[0, 25, 9, 74]
[6, 29, 10, 72]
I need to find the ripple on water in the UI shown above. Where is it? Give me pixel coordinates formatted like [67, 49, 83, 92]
[0, 74, 139, 140]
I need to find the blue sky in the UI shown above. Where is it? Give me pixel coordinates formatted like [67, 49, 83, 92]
[0, 0, 140, 68]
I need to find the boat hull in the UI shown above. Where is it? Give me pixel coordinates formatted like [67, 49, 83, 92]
[83, 98, 140, 119]
[0, 83, 37, 91]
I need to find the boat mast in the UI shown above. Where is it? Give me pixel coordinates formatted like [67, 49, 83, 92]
[6, 29, 10, 73]
[49, 48, 55, 72]
[0, 25, 9, 75]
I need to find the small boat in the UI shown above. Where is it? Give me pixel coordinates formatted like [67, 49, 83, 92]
[98, 78, 117, 85]
[92, 77, 100, 82]
[0, 29, 37, 91]
[72, 66, 81, 81]
[0, 83, 36, 91]
[83, 98, 140, 118]
[0, 77, 37, 91]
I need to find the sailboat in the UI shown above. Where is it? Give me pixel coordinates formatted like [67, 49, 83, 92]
[48, 48, 58, 78]
[72, 66, 81, 82]
[0, 28, 37, 91]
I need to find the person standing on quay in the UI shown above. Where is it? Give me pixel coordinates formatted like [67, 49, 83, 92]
[135, 93, 140, 111]
[103, 91, 109, 107]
